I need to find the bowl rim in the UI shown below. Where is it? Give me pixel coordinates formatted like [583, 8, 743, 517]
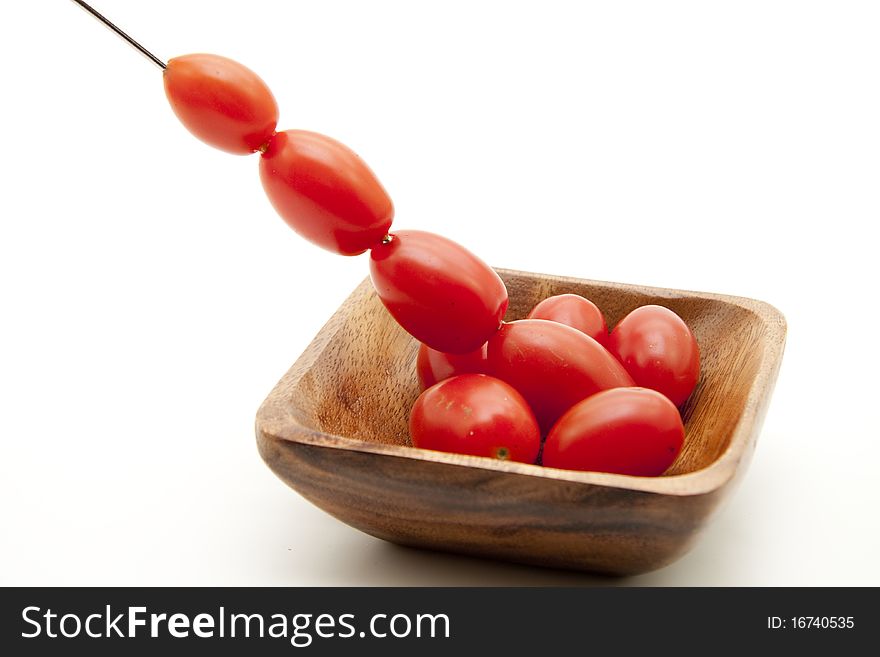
[256, 269, 787, 498]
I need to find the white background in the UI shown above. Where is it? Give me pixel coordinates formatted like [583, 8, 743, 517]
[1, 0, 878, 585]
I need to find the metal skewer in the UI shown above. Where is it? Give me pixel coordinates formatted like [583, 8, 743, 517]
[71, 0, 166, 70]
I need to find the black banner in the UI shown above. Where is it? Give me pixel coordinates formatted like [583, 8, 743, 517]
[0, 588, 872, 655]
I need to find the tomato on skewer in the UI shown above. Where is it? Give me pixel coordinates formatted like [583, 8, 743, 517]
[163, 54, 278, 155]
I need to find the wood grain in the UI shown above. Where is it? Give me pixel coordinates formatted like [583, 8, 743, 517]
[256, 269, 786, 575]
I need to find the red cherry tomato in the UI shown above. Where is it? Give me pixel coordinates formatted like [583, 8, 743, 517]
[607, 305, 700, 406]
[163, 54, 278, 154]
[527, 293, 608, 345]
[370, 230, 508, 353]
[417, 342, 488, 390]
[543, 387, 685, 476]
[260, 130, 394, 255]
[410, 374, 541, 463]
[486, 319, 634, 433]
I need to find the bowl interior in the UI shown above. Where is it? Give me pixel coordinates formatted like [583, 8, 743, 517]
[277, 270, 773, 477]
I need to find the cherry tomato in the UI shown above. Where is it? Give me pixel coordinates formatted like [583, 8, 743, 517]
[542, 387, 685, 476]
[417, 342, 488, 390]
[163, 54, 278, 154]
[370, 230, 508, 353]
[607, 305, 700, 406]
[527, 293, 608, 345]
[486, 319, 634, 433]
[410, 374, 541, 463]
[260, 130, 394, 255]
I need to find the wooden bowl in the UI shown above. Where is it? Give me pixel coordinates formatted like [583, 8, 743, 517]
[256, 270, 786, 575]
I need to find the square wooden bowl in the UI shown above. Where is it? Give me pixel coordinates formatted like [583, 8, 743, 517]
[256, 269, 786, 576]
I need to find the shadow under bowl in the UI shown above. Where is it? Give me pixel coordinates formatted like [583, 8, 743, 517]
[256, 269, 786, 576]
